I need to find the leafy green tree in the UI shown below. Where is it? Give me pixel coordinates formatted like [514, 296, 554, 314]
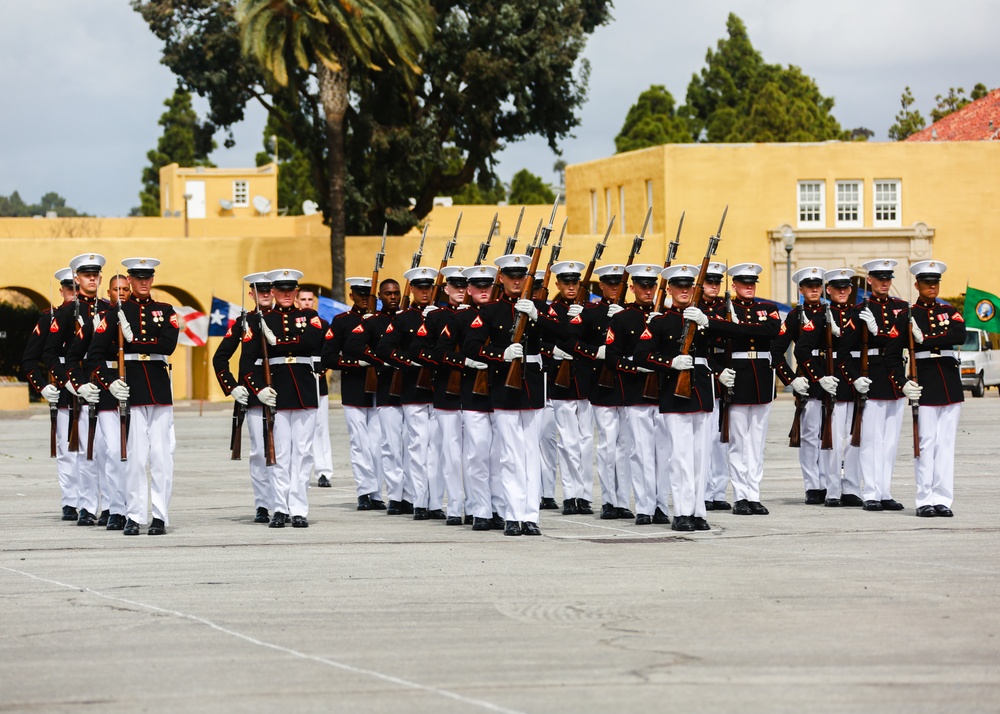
[682, 13, 846, 143]
[930, 83, 992, 122]
[0, 191, 87, 217]
[139, 87, 216, 216]
[615, 85, 691, 153]
[508, 169, 555, 205]
[887, 86, 926, 141]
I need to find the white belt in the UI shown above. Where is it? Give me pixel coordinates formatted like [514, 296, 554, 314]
[849, 349, 881, 358]
[525, 355, 542, 365]
[106, 354, 167, 366]
[915, 350, 956, 360]
[731, 351, 770, 361]
[255, 356, 314, 366]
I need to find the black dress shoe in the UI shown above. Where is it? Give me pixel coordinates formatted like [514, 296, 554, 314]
[472, 517, 492, 531]
[445, 516, 463, 526]
[881, 499, 905, 511]
[147, 518, 166, 536]
[562, 499, 579, 515]
[600, 503, 618, 520]
[635, 514, 652, 525]
[933, 504, 954, 517]
[712, 500, 732, 511]
[824, 498, 842, 507]
[748, 501, 769, 515]
[106, 514, 125, 531]
[123, 518, 140, 536]
[490, 513, 505, 529]
[521, 521, 542, 536]
[356, 494, 373, 511]
[464, 515, 474, 525]
[732, 499, 752, 515]
[576, 499, 594, 515]
[503, 520, 522, 536]
[269, 512, 287, 528]
[916, 505, 937, 518]
[671, 515, 695, 532]
[77, 509, 96, 526]
[97, 510, 110, 526]
[805, 489, 825, 505]
[652, 507, 670, 524]
[61, 505, 78, 521]
[291, 515, 309, 528]
[398, 500, 414, 514]
[428, 509, 447, 520]
[369, 498, 387, 511]
[840, 493, 865, 507]
[413, 507, 430, 520]
[704, 500, 715, 511]
[862, 500, 884, 511]
[692, 517, 711, 531]
[386, 500, 401, 515]
[317, 475, 331, 487]
[540, 497, 560, 510]
[254, 507, 270, 523]
[616, 507, 635, 519]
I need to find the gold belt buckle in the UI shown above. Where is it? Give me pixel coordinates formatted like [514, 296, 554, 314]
[138, 353, 150, 361]
[285, 355, 297, 364]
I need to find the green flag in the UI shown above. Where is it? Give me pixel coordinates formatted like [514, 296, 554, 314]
[964, 286, 1000, 334]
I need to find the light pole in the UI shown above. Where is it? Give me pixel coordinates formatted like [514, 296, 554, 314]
[780, 224, 796, 306]
[183, 193, 193, 238]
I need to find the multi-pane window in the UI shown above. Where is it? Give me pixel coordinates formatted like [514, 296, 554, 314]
[233, 180, 249, 206]
[619, 186, 626, 233]
[836, 180, 862, 227]
[874, 180, 901, 226]
[605, 188, 613, 227]
[797, 181, 825, 226]
[590, 190, 598, 234]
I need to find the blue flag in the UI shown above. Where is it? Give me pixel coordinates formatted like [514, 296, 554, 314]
[317, 296, 350, 323]
[208, 296, 242, 337]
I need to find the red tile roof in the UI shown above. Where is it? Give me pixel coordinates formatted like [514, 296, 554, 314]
[906, 88, 1000, 141]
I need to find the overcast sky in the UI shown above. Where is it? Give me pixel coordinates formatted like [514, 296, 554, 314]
[1, 0, 997, 217]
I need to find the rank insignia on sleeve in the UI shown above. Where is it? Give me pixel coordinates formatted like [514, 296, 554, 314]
[416, 324, 428, 337]
[548, 306, 558, 317]
[385, 323, 394, 333]
[802, 320, 815, 332]
[169, 313, 179, 328]
[639, 327, 652, 340]
[310, 316, 322, 329]
[779, 322, 787, 335]
[570, 315, 582, 324]
[441, 325, 451, 338]
[325, 328, 335, 340]
[50, 320, 59, 333]
[351, 323, 365, 333]
[769, 311, 780, 320]
[953, 312, 964, 322]
[605, 328, 615, 344]
[224, 326, 232, 338]
[242, 327, 254, 342]
[888, 325, 899, 338]
[32, 324, 40, 336]
[95, 318, 107, 334]
[470, 315, 483, 328]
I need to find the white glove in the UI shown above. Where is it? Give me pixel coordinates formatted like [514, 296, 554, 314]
[422, 305, 439, 317]
[257, 386, 277, 408]
[65, 380, 78, 397]
[566, 303, 584, 318]
[853, 376, 872, 395]
[464, 357, 488, 370]
[552, 346, 573, 361]
[719, 367, 736, 389]
[92, 312, 103, 331]
[902, 380, 923, 400]
[503, 343, 524, 362]
[683, 306, 709, 328]
[109, 379, 130, 401]
[260, 319, 277, 346]
[859, 308, 879, 336]
[357, 358, 371, 368]
[829, 319, 841, 338]
[118, 307, 133, 343]
[729, 301, 740, 324]
[791, 375, 810, 396]
[595, 345, 606, 360]
[78, 382, 101, 404]
[515, 299, 538, 322]
[669, 354, 693, 371]
[231, 385, 250, 405]
[646, 311, 662, 323]
[41, 384, 61, 404]
[606, 304, 624, 318]
[910, 317, 924, 344]
[819, 375, 839, 395]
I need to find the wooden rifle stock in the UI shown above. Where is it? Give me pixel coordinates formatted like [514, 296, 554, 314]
[365, 225, 387, 394]
[230, 403, 246, 460]
[86, 402, 97, 461]
[49, 399, 58, 458]
[645, 211, 685, 400]
[788, 383, 805, 448]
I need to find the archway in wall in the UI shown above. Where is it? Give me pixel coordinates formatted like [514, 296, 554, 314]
[2, 286, 48, 310]
[150, 284, 209, 401]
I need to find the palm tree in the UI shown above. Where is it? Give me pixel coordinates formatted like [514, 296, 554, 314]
[237, 0, 433, 299]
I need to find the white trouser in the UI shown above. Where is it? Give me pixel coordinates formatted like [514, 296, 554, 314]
[624, 405, 657, 516]
[798, 399, 836, 494]
[56, 407, 99, 512]
[245, 407, 276, 510]
[463, 410, 494, 519]
[369, 405, 384, 499]
[426, 410, 443, 510]
[433, 409, 464, 517]
[539, 399, 558, 499]
[553, 398, 594, 502]
[594, 406, 630, 508]
[657, 411, 711, 518]
[377, 406, 409, 502]
[706, 399, 730, 502]
[343, 406, 379, 497]
[489, 413, 505, 516]
[312, 393, 333, 477]
[494, 409, 542, 523]
[402, 404, 433, 509]
[859, 398, 905, 502]
[728, 403, 771, 502]
[96, 410, 127, 515]
[125, 405, 175, 526]
[830, 401, 860, 498]
[914, 403, 959, 508]
[271, 409, 315, 517]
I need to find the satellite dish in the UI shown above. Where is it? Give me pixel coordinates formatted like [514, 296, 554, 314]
[302, 200, 318, 216]
[253, 196, 272, 216]
[219, 199, 234, 210]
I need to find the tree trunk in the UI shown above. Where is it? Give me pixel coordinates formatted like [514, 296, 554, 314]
[317, 46, 350, 302]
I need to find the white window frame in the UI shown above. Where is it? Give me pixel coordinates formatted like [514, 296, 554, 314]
[605, 188, 613, 228]
[873, 179, 901, 227]
[618, 186, 626, 233]
[590, 190, 598, 234]
[835, 180, 863, 228]
[233, 180, 249, 207]
[645, 180, 654, 234]
[797, 180, 825, 228]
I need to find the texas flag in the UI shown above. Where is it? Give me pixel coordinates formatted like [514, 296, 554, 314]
[175, 306, 209, 347]
[209, 296, 243, 337]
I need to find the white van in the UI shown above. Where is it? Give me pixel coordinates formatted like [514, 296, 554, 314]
[958, 327, 1000, 397]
